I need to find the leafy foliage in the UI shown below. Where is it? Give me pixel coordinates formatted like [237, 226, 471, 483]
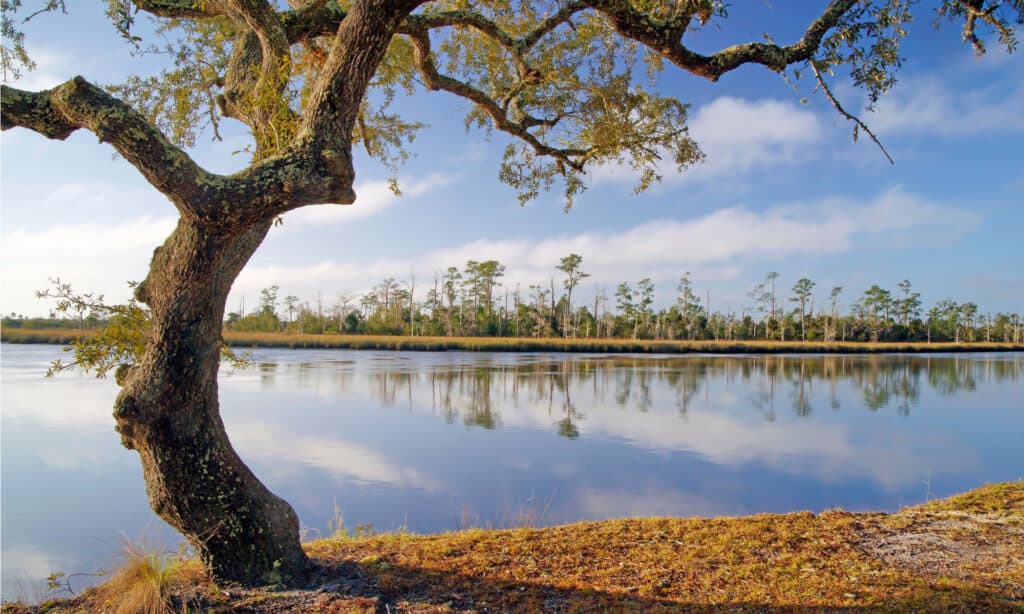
[36, 279, 249, 379]
[108, 17, 237, 148]
[811, 0, 915, 109]
[36, 279, 148, 378]
[935, 0, 1024, 54]
[4, 1, 1021, 205]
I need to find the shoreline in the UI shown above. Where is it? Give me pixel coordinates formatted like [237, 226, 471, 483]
[6, 482, 1023, 612]
[3, 328, 1023, 354]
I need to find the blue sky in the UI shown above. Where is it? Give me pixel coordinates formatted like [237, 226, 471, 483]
[1, 3, 1022, 318]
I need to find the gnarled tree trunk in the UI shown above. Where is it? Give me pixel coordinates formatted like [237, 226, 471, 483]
[113, 218, 307, 584]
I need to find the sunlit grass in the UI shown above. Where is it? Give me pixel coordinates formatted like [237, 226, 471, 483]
[89, 540, 210, 614]
[304, 481, 1024, 612]
[4, 483, 1022, 612]
[4, 327, 1021, 353]
[222, 332, 1023, 353]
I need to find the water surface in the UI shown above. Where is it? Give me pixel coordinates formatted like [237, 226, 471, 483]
[2, 344, 1022, 597]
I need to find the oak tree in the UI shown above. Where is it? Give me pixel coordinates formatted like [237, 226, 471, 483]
[2, 0, 1021, 586]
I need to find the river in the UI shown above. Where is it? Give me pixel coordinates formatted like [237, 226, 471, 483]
[2, 344, 1022, 598]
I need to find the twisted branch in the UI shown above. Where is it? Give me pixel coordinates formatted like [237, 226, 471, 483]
[406, 27, 588, 172]
[584, 0, 859, 80]
[1, 77, 216, 216]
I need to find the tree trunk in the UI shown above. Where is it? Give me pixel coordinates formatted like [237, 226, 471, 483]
[114, 217, 307, 585]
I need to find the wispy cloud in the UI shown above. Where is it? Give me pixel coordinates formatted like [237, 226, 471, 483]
[282, 173, 454, 227]
[869, 75, 1024, 137]
[0, 172, 454, 313]
[590, 96, 822, 186]
[1, 216, 178, 312]
[231, 187, 977, 302]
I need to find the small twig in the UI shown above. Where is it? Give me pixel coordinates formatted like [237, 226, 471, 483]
[811, 61, 894, 165]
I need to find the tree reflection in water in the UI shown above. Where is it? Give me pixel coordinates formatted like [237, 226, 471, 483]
[250, 354, 1022, 440]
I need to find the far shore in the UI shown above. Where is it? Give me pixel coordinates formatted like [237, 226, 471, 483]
[2, 327, 1023, 354]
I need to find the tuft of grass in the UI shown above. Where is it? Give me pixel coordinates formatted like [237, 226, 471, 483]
[88, 541, 209, 614]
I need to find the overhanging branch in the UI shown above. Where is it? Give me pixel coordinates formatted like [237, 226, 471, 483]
[407, 28, 588, 172]
[1, 78, 216, 216]
[811, 62, 893, 165]
[585, 0, 859, 80]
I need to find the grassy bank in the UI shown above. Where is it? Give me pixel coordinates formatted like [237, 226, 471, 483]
[8, 482, 1023, 612]
[4, 327, 1023, 354]
[0, 328, 92, 345]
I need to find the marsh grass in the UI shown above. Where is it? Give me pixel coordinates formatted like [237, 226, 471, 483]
[220, 333, 1024, 353]
[5, 328, 1022, 353]
[177, 335, 1024, 354]
[303, 482, 1024, 612]
[0, 328, 89, 345]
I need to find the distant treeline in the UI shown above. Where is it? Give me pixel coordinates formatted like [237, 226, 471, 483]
[219, 258, 1021, 344]
[7, 257, 1021, 344]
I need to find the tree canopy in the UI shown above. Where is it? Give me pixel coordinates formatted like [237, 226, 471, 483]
[5, 1, 1020, 212]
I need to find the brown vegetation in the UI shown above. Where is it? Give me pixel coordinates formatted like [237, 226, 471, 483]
[3, 327, 1023, 355]
[7, 482, 1022, 613]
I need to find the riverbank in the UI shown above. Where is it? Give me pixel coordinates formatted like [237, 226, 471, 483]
[3, 327, 1022, 354]
[6, 482, 1022, 612]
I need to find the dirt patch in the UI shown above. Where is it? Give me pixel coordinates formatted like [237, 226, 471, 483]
[858, 512, 1024, 599]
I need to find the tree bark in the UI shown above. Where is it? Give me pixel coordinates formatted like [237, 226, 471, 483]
[113, 217, 308, 585]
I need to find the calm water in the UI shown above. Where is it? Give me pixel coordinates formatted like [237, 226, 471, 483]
[2, 344, 1022, 597]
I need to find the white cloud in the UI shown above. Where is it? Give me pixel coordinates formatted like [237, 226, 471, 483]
[0, 171, 453, 313]
[869, 76, 1024, 137]
[1, 216, 177, 313]
[1, 185, 973, 315]
[686, 97, 823, 177]
[3, 47, 69, 91]
[282, 173, 453, 227]
[232, 187, 976, 303]
[590, 96, 822, 186]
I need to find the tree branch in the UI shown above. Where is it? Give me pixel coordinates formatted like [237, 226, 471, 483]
[584, 0, 859, 80]
[296, 0, 415, 150]
[212, 1, 296, 156]
[133, 0, 231, 19]
[1, 78, 217, 216]
[811, 62, 893, 165]
[406, 28, 588, 172]
[207, 148, 356, 228]
[227, 0, 289, 64]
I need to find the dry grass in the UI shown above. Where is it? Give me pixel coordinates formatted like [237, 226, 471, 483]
[0, 328, 90, 345]
[5, 327, 1021, 353]
[222, 332, 1023, 354]
[5, 482, 1023, 613]
[47, 541, 214, 614]
[302, 484, 1024, 612]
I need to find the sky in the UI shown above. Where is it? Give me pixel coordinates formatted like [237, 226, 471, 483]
[1, 4, 1022, 319]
